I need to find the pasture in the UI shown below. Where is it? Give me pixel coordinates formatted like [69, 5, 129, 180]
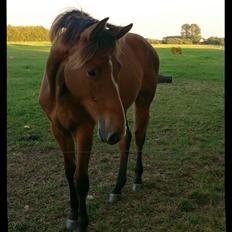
[7, 43, 225, 231]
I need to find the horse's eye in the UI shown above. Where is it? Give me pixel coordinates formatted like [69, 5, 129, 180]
[87, 69, 98, 79]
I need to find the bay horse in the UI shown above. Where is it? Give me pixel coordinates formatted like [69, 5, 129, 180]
[39, 9, 159, 231]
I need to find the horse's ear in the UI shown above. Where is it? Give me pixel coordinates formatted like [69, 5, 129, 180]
[81, 17, 109, 41]
[109, 23, 133, 40]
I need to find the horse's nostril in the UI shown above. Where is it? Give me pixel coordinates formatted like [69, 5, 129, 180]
[107, 133, 120, 145]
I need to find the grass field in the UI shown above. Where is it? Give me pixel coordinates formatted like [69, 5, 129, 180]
[7, 43, 225, 231]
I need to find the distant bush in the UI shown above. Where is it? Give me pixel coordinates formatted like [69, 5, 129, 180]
[202, 37, 224, 45]
[171, 47, 182, 55]
[182, 39, 193, 44]
[163, 36, 181, 44]
[162, 36, 191, 44]
[146, 38, 162, 44]
[7, 25, 49, 41]
[167, 38, 183, 44]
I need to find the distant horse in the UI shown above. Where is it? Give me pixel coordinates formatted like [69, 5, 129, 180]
[39, 9, 159, 232]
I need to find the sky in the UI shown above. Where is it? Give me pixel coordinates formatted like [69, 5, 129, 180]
[7, 0, 224, 39]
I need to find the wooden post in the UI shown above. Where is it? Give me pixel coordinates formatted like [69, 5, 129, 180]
[158, 75, 172, 83]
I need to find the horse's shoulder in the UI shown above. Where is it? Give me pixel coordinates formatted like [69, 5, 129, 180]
[39, 41, 69, 119]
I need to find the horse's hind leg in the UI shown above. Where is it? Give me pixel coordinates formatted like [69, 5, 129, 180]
[133, 93, 153, 192]
[109, 121, 132, 203]
[51, 124, 78, 230]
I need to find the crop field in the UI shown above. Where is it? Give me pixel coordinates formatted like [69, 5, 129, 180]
[7, 43, 224, 231]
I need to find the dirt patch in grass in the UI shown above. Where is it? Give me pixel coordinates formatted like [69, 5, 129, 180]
[8, 55, 16, 60]
[8, 146, 225, 232]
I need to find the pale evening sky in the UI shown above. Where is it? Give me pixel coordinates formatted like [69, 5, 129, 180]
[7, 0, 224, 39]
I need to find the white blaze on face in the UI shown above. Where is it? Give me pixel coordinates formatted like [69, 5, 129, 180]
[109, 56, 127, 136]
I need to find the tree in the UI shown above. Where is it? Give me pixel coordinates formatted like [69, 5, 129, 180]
[181, 23, 201, 43]
[189, 24, 201, 43]
[181, 24, 191, 39]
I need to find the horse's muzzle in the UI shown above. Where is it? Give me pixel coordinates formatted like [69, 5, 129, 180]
[98, 118, 121, 145]
[107, 132, 120, 145]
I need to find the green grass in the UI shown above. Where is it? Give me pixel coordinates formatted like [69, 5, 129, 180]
[7, 43, 225, 231]
[152, 44, 224, 50]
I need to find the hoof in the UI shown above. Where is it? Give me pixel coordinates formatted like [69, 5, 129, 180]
[108, 193, 121, 203]
[65, 218, 78, 231]
[132, 183, 142, 192]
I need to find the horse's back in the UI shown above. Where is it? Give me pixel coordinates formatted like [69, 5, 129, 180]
[117, 33, 159, 109]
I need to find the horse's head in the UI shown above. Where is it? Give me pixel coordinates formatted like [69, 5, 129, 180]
[64, 18, 133, 145]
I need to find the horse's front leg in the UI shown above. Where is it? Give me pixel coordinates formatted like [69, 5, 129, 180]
[51, 124, 78, 230]
[73, 123, 93, 232]
[109, 122, 132, 203]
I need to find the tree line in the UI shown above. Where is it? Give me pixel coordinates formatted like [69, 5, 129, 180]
[7, 25, 49, 41]
[7, 24, 224, 45]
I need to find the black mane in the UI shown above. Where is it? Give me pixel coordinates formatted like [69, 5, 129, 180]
[50, 9, 116, 46]
[50, 9, 98, 44]
[50, 9, 120, 70]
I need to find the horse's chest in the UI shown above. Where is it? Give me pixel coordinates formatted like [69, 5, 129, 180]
[54, 102, 85, 130]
